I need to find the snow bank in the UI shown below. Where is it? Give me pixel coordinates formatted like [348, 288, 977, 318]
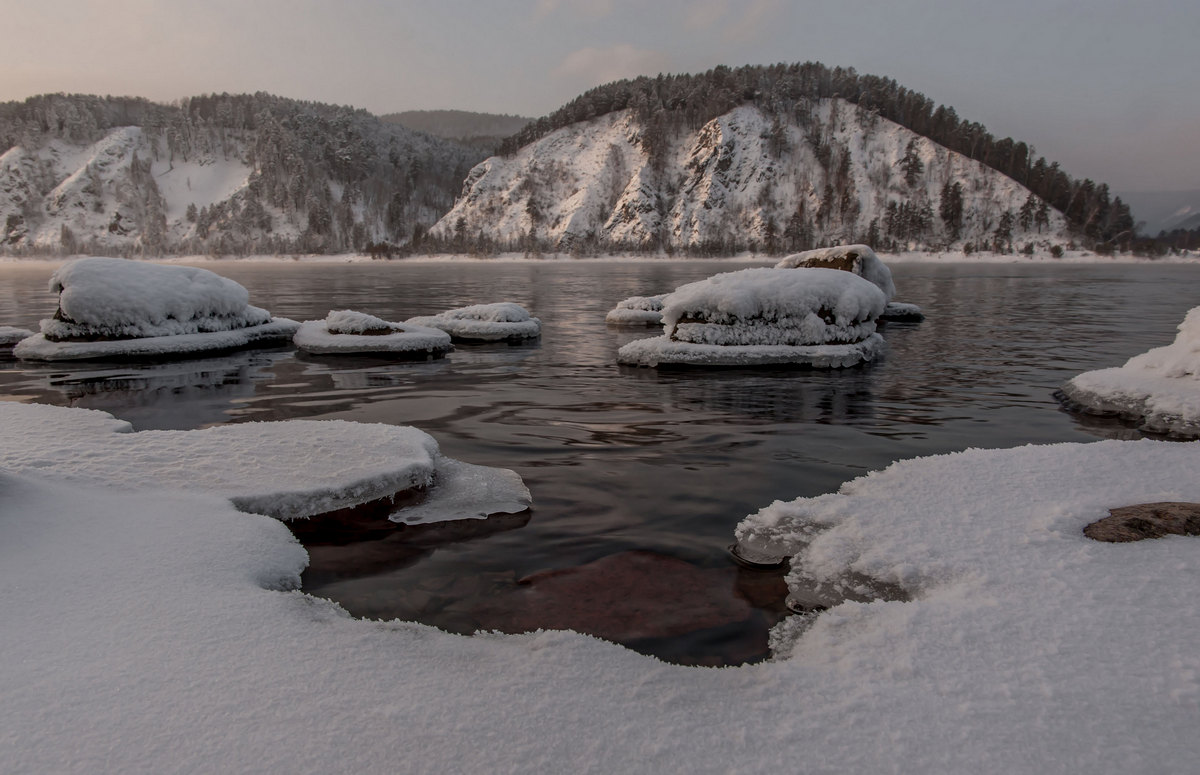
[605, 294, 666, 326]
[3, 433, 1199, 772]
[775, 244, 897, 301]
[294, 310, 453, 356]
[14, 257, 298, 361]
[407, 302, 541, 341]
[1060, 306, 1200, 436]
[0, 402, 529, 522]
[618, 267, 886, 367]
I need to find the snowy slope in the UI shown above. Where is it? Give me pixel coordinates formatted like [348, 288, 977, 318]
[433, 100, 1068, 253]
[0, 93, 482, 256]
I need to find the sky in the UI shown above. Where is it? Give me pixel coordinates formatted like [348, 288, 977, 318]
[2, 0, 1197, 194]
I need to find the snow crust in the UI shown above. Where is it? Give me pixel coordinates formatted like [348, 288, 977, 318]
[407, 302, 541, 341]
[294, 310, 452, 356]
[3, 432, 1198, 772]
[1061, 306, 1200, 436]
[775, 244, 897, 301]
[605, 294, 666, 325]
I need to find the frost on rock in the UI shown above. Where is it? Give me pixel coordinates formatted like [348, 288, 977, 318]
[0, 402, 530, 523]
[1060, 306, 1200, 437]
[407, 302, 541, 342]
[14, 257, 299, 361]
[618, 267, 886, 367]
[605, 294, 666, 326]
[0, 325, 34, 347]
[294, 310, 452, 356]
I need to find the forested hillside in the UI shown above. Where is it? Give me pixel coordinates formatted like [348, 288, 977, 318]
[0, 93, 483, 256]
[490, 63, 1133, 251]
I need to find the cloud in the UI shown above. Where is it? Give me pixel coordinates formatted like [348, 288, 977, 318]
[554, 45, 671, 86]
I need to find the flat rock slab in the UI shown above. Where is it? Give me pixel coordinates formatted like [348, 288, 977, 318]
[1084, 502, 1200, 542]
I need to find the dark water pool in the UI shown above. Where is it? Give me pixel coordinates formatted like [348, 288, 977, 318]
[2, 259, 1198, 665]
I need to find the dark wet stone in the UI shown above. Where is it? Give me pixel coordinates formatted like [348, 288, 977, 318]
[1084, 502, 1200, 542]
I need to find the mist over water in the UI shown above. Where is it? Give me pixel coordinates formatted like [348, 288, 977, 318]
[2, 259, 1197, 664]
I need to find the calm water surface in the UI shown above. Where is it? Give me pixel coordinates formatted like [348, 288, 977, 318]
[2, 259, 1198, 665]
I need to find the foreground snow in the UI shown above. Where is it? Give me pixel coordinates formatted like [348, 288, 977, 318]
[0, 403, 529, 522]
[2, 429, 1198, 772]
[0, 325, 33, 347]
[13, 257, 298, 361]
[1060, 306, 1200, 437]
[294, 310, 453, 356]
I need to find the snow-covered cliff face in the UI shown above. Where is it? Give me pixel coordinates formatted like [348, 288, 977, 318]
[432, 100, 1067, 253]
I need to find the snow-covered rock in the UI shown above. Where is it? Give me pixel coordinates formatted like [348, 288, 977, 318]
[0, 402, 530, 523]
[294, 310, 452, 356]
[1059, 306, 1200, 437]
[0, 325, 34, 348]
[618, 267, 886, 367]
[407, 302, 541, 342]
[605, 294, 666, 326]
[14, 257, 298, 361]
[775, 244, 896, 301]
[776, 244, 924, 321]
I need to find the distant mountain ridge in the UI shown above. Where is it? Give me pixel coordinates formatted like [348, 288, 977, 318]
[0, 93, 483, 256]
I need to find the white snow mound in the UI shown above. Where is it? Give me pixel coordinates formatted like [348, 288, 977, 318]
[1060, 306, 1200, 436]
[407, 302, 541, 341]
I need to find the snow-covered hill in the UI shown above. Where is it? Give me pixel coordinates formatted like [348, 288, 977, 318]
[432, 100, 1068, 254]
[0, 93, 483, 256]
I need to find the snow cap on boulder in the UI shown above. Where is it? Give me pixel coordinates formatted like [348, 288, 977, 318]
[776, 244, 896, 302]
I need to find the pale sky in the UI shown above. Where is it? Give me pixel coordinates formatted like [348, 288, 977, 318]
[2, 0, 1196, 193]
